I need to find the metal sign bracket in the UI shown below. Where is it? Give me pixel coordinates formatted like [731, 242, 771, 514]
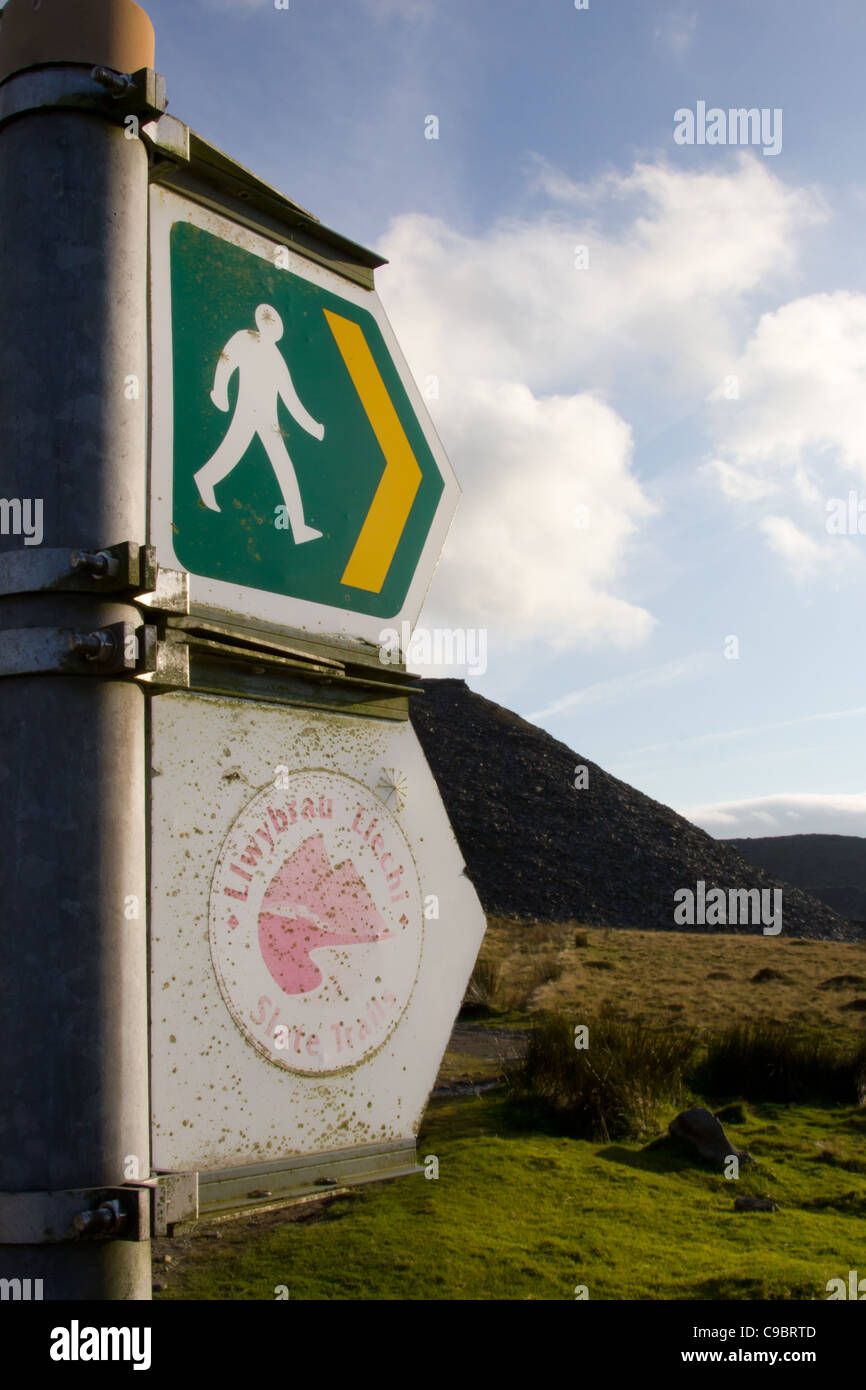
[0, 540, 189, 612]
[0, 64, 167, 135]
[0, 1186, 150, 1245]
[150, 1171, 199, 1237]
[0, 621, 141, 677]
[142, 615, 422, 717]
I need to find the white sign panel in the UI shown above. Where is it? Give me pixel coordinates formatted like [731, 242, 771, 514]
[149, 691, 485, 1174]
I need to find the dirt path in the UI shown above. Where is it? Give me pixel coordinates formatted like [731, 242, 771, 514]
[432, 1021, 529, 1095]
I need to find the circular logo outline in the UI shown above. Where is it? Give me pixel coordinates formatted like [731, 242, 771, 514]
[207, 767, 424, 1077]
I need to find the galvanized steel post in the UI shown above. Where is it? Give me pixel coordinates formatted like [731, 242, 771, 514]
[0, 0, 157, 1299]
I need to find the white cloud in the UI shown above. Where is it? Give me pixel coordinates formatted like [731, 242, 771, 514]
[710, 293, 866, 478]
[529, 652, 711, 722]
[707, 291, 866, 568]
[654, 10, 697, 56]
[758, 515, 825, 578]
[383, 158, 820, 400]
[703, 458, 778, 503]
[682, 792, 866, 838]
[424, 383, 656, 647]
[377, 155, 822, 647]
[623, 703, 866, 759]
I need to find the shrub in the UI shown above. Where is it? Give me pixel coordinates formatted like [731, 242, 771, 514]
[692, 1021, 866, 1105]
[463, 958, 502, 1015]
[525, 950, 563, 987]
[508, 1005, 699, 1142]
[812, 1141, 866, 1174]
[502, 950, 565, 1012]
[520, 923, 558, 952]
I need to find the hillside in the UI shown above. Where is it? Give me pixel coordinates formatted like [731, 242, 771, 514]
[726, 834, 866, 924]
[409, 679, 862, 942]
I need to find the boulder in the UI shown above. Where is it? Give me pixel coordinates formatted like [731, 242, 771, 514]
[668, 1107, 752, 1166]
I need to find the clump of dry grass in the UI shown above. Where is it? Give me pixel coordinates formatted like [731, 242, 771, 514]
[812, 1141, 866, 1174]
[692, 1020, 866, 1104]
[502, 950, 565, 1011]
[463, 958, 502, 1015]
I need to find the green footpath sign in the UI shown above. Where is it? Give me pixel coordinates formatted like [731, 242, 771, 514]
[150, 189, 459, 642]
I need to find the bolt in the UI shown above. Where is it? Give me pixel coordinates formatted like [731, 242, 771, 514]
[91, 67, 133, 96]
[73, 1199, 127, 1236]
[69, 549, 119, 580]
[69, 630, 117, 665]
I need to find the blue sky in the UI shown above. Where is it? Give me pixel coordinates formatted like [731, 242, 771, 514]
[87, 0, 866, 835]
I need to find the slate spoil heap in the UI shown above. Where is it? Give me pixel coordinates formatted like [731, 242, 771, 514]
[409, 679, 863, 942]
[726, 834, 866, 925]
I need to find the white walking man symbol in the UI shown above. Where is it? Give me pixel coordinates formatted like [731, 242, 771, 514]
[193, 303, 325, 544]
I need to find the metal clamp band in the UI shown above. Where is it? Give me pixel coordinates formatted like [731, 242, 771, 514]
[0, 1186, 150, 1244]
[0, 621, 139, 676]
[0, 541, 189, 613]
[0, 64, 166, 134]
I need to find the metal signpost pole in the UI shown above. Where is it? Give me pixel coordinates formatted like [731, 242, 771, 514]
[0, 0, 160, 1299]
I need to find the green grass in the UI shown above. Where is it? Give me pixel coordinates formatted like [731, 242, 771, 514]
[152, 920, 866, 1301]
[155, 1092, 866, 1301]
[506, 1010, 866, 1140]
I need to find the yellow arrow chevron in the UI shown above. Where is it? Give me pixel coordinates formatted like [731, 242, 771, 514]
[324, 309, 422, 594]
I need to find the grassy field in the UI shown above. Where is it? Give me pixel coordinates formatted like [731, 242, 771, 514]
[475, 918, 866, 1031]
[154, 1094, 866, 1301]
[153, 920, 866, 1301]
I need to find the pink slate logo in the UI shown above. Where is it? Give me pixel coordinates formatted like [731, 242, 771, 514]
[257, 833, 392, 995]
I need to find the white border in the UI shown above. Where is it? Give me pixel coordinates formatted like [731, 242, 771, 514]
[149, 185, 460, 644]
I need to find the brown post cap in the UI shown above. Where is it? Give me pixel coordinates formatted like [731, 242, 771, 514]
[0, 0, 155, 86]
